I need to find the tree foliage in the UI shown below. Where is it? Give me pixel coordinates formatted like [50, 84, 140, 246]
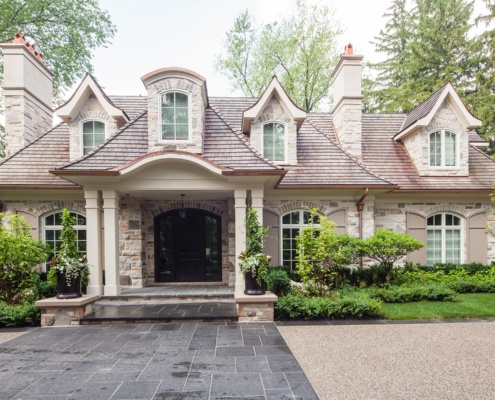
[216, 1, 343, 111]
[0, 0, 116, 99]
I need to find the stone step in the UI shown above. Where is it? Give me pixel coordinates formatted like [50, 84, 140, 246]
[100, 293, 234, 302]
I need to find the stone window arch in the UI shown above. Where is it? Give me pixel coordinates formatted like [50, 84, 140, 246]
[160, 90, 191, 141]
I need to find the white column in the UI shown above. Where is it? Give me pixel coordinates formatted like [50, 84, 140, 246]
[234, 189, 247, 294]
[251, 188, 264, 225]
[103, 190, 121, 296]
[84, 190, 103, 295]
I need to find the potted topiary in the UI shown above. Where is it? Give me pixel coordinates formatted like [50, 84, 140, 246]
[238, 208, 271, 295]
[48, 209, 88, 299]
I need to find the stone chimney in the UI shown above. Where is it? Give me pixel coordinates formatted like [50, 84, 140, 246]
[331, 43, 363, 160]
[1, 33, 53, 158]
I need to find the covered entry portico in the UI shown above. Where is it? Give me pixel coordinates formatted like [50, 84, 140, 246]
[54, 151, 283, 296]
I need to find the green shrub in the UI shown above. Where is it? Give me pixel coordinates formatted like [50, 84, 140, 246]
[340, 264, 396, 287]
[365, 283, 457, 303]
[446, 280, 495, 294]
[275, 292, 381, 320]
[266, 268, 292, 297]
[0, 303, 40, 327]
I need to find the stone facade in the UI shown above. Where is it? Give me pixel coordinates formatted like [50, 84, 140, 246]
[332, 99, 363, 160]
[250, 96, 298, 165]
[3, 94, 52, 157]
[69, 95, 118, 161]
[403, 101, 469, 176]
[146, 77, 205, 154]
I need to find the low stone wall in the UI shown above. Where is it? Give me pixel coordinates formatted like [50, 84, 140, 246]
[35, 295, 100, 326]
[235, 292, 278, 322]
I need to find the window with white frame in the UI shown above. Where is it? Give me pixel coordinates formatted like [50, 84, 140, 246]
[43, 211, 87, 267]
[427, 213, 462, 265]
[281, 210, 320, 270]
[160, 91, 190, 140]
[429, 129, 457, 167]
[263, 122, 285, 162]
[82, 120, 105, 155]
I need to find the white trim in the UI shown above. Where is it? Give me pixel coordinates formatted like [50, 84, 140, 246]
[261, 121, 287, 163]
[428, 128, 460, 168]
[79, 118, 107, 156]
[426, 212, 464, 265]
[158, 90, 192, 142]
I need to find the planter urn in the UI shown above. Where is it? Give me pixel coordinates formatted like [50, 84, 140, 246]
[244, 270, 266, 295]
[56, 270, 82, 299]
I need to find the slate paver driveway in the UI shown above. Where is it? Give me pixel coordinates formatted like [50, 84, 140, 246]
[0, 323, 318, 400]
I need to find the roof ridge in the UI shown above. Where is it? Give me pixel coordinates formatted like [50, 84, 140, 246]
[470, 144, 495, 163]
[0, 122, 67, 166]
[305, 119, 396, 186]
[207, 105, 283, 170]
[58, 110, 148, 170]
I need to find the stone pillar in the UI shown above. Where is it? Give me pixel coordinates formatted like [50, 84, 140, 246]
[234, 189, 247, 294]
[85, 190, 103, 295]
[251, 188, 264, 225]
[103, 190, 121, 296]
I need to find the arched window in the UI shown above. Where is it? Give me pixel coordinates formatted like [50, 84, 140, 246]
[281, 209, 320, 270]
[82, 120, 105, 155]
[160, 91, 190, 140]
[429, 129, 457, 167]
[43, 211, 87, 266]
[427, 213, 462, 265]
[263, 122, 286, 162]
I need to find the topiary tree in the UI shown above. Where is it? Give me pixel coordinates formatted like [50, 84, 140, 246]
[0, 213, 47, 305]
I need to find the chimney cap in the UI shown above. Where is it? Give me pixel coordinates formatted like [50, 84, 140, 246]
[343, 43, 353, 56]
[11, 32, 44, 63]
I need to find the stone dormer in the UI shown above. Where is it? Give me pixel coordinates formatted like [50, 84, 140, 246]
[394, 83, 482, 177]
[56, 74, 129, 161]
[242, 77, 306, 165]
[0, 33, 53, 158]
[141, 67, 208, 154]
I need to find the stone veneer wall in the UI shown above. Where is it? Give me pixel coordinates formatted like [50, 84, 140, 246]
[4, 94, 52, 158]
[146, 77, 205, 154]
[250, 96, 298, 165]
[403, 101, 469, 176]
[375, 200, 495, 263]
[332, 99, 362, 160]
[69, 95, 118, 162]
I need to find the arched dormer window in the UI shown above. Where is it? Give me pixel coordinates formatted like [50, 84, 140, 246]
[281, 209, 321, 270]
[429, 129, 457, 167]
[263, 122, 286, 162]
[427, 212, 462, 265]
[82, 120, 105, 155]
[160, 91, 190, 141]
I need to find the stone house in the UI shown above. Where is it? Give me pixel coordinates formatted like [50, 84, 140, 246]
[1, 36, 494, 297]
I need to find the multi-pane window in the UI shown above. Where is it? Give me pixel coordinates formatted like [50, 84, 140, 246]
[82, 121, 105, 155]
[263, 122, 285, 162]
[43, 212, 87, 267]
[427, 213, 461, 265]
[281, 210, 320, 270]
[161, 91, 189, 140]
[429, 130, 457, 167]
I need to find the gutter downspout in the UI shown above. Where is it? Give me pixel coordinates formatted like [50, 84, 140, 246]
[357, 188, 369, 267]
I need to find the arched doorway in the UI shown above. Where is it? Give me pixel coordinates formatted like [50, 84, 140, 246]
[154, 208, 222, 282]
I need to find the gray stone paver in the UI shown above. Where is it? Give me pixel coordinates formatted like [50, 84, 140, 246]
[0, 323, 315, 400]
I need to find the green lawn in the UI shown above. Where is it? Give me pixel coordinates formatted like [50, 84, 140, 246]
[379, 293, 495, 320]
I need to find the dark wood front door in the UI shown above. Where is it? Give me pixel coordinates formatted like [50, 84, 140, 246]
[154, 209, 222, 282]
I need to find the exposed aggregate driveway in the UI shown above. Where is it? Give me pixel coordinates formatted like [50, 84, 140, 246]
[278, 319, 495, 400]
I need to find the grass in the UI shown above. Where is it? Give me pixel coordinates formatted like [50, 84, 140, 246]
[379, 293, 495, 320]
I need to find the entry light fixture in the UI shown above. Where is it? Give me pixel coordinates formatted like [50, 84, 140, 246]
[179, 194, 186, 219]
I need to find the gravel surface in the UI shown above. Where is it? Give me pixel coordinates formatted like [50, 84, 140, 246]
[0, 329, 30, 344]
[278, 321, 495, 400]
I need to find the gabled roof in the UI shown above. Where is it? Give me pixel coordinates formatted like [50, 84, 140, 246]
[56, 73, 129, 124]
[242, 76, 306, 133]
[395, 82, 482, 141]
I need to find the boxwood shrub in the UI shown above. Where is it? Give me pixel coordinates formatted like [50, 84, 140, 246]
[0, 303, 40, 327]
[364, 283, 457, 303]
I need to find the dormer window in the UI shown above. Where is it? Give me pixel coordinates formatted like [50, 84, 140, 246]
[82, 120, 105, 155]
[263, 122, 286, 162]
[160, 91, 190, 140]
[429, 129, 457, 167]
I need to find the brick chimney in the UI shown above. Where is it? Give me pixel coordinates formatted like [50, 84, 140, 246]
[1, 33, 53, 158]
[331, 43, 363, 160]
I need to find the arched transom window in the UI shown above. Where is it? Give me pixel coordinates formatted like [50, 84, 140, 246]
[161, 91, 190, 140]
[263, 122, 286, 162]
[82, 120, 105, 155]
[43, 211, 87, 265]
[281, 209, 320, 270]
[427, 212, 462, 265]
[429, 129, 457, 167]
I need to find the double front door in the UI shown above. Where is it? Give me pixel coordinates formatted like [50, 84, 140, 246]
[154, 209, 222, 282]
